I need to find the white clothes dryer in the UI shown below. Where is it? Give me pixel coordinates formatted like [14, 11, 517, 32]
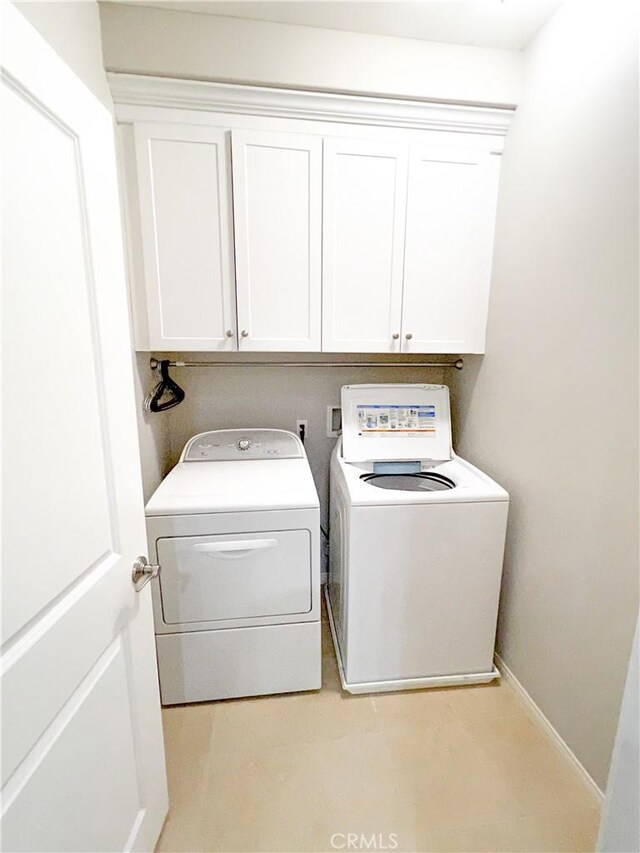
[146, 429, 321, 704]
[327, 384, 509, 694]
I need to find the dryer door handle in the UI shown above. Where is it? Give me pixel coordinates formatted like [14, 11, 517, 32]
[193, 539, 278, 560]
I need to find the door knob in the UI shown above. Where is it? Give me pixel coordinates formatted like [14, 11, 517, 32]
[405, 333, 413, 340]
[132, 556, 160, 592]
[392, 333, 400, 340]
[241, 330, 249, 338]
[225, 329, 234, 337]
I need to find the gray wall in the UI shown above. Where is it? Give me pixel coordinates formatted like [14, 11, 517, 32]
[453, 0, 639, 790]
[133, 352, 171, 502]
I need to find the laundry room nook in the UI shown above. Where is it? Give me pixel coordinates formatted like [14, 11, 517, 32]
[2, 2, 638, 853]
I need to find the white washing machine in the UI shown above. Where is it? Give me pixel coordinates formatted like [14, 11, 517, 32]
[327, 384, 509, 694]
[146, 429, 321, 704]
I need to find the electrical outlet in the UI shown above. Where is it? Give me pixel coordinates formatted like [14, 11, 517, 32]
[296, 419, 308, 444]
[326, 406, 342, 438]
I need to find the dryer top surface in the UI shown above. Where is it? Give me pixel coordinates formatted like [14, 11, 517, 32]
[146, 432, 319, 516]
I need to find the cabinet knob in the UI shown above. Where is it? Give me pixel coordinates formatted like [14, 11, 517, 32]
[225, 329, 234, 338]
[241, 330, 249, 338]
[405, 333, 413, 340]
[392, 333, 400, 340]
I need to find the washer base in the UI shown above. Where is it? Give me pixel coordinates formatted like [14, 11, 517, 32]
[324, 587, 500, 695]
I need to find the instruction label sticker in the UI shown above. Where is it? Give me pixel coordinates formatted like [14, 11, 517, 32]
[356, 404, 436, 436]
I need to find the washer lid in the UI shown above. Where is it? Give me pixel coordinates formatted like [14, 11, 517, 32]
[341, 384, 452, 463]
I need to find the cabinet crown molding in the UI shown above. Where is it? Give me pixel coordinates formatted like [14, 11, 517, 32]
[108, 73, 514, 136]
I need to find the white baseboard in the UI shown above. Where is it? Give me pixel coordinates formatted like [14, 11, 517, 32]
[495, 653, 604, 806]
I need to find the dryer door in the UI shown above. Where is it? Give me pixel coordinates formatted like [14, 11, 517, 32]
[157, 530, 312, 625]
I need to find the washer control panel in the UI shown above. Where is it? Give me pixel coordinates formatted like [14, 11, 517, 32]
[182, 429, 303, 461]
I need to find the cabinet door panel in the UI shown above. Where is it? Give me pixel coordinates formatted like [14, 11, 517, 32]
[134, 123, 236, 350]
[232, 130, 322, 351]
[401, 148, 500, 354]
[323, 139, 407, 353]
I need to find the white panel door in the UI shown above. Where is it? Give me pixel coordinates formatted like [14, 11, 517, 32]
[232, 130, 322, 351]
[401, 146, 501, 353]
[134, 122, 236, 350]
[322, 138, 408, 352]
[1, 7, 168, 851]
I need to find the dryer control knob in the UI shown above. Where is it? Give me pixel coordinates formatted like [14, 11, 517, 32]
[237, 438, 252, 451]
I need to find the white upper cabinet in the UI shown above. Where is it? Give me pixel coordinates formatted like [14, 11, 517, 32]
[232, 130, 322, 351]
[401, 147, 501, 354]
[133, 123, 236, 350]
[115, 80, 511, 354]
[322, 139, 408, 353]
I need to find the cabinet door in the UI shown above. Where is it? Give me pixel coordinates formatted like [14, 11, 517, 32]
[232, 130, 322, 351]
[401, 147, 500, 354]
[323, 138, 408, 353]
[134, 123, 236, 350]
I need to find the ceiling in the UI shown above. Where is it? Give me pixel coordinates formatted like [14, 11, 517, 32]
[113, 1, 564, 50]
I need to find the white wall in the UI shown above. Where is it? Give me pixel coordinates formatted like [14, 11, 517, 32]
[98, 1, 522, 107]
[13, 1, 112, 108]
[453, 0, 639, 790]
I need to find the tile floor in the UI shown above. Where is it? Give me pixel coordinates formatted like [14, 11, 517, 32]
[156, 613, 601, 853]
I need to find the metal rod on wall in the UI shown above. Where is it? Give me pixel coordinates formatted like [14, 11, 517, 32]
[150, 357, 464, 370]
